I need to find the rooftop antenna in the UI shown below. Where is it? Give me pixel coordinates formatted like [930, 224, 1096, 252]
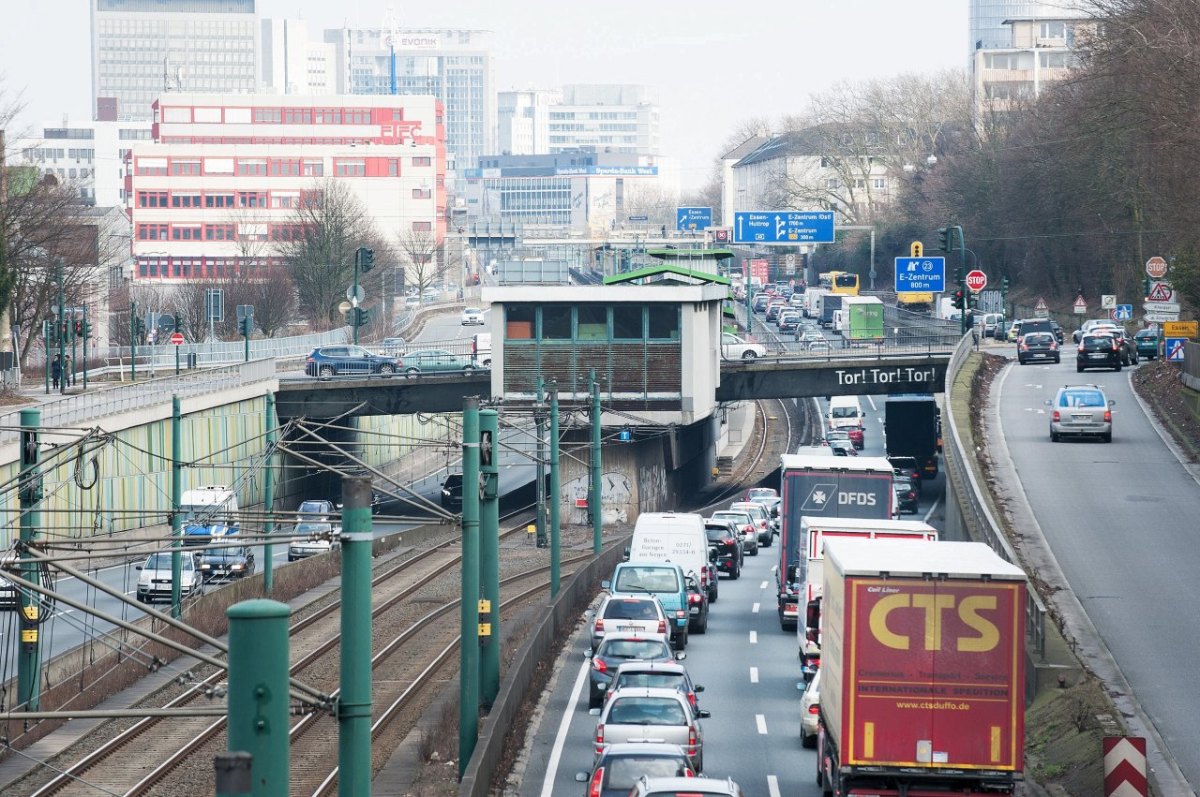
[384, 5, 399, 95]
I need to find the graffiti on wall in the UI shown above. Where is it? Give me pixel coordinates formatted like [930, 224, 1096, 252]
[637, 463, 668, 512]
[561, 471, 633, 525]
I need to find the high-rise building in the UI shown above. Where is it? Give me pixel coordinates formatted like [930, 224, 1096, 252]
[91, 0, 260, 122]
[969, 1, 1065, 53]
[549, 85, 659, 155]
[261, 18, 336, 96]
[320, 27, 494, 170]
[496, 89, 558, 156]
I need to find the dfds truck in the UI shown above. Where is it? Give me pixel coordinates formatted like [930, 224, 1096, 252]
[817, 538, 1026, 797]
[776, 454, 893, 630]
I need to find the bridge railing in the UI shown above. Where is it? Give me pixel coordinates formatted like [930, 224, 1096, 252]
[0, 359, 276, 442]
[943, 332, 1047, 658]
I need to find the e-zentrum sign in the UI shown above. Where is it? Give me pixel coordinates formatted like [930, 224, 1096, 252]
[836, 366, 939, 387]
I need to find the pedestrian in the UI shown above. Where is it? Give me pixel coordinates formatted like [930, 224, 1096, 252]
[64, 354, 73, 386]
[51, 355, 61, 390]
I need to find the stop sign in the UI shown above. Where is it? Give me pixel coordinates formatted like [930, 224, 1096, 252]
[965, 269, 987, 292]
[169, 332, 184, 345]
[1145, 256, 1168, 279]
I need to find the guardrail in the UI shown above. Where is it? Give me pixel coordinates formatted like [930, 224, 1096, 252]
[943, 333, 1047, 658]
[1183, 340, 1200, 391]
[0, 359, 277, 442]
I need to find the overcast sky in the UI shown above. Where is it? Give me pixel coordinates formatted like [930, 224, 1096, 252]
[1, 0, 968, 190]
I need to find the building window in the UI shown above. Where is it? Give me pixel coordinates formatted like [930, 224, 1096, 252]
[872, 177, 887, 189]
[412, 156, 432, 167]
[170, 160, 201, 176]
[388, 158, 400, 176]
[541, 305, 572, 340]
[302, 160, 324, 176]
[254, 107, 282, 123]
[505, 305, 535, 340]
[137, 223, 168, 240]
[826, 179, 839, 190]
[237, 191, 266, 208]
[300, 189, 322, 208]
[237, 159, 268, 176]
[138, 191, 168, 207]
[171, 194, 201, 208]
[412, 188, 432, 199]
[335, 159, 365, 177]
[205, 193, 235, 208]
[576, 305, 607, 340]
[411, 221, 432, 232]
[205, 224, 235, 241]
[137, 160, 167, 176]
[647, 307, 680, 340]
[611, 306, 643, 340]
[171, 226, 202, 241]
[270, 159, 301, 176]
[1039, 21, 1066, 38]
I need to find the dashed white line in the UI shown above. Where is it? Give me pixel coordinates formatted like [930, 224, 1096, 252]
[760, 580, 769, 589]
[767, 774, 781, 797]
[756, 713, 768, 734]
[752, 602, 760, 613]
[750, 666, 759, 683]
[749, 631, 758, 644]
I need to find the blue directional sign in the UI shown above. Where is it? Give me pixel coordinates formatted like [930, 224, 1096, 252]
[1112, 304, 1133, 321]
[676, 206, 713, 231]
[894, 256, 946, 293]
[733, 211, 835, 244]
[1166, 337, 1187, 362]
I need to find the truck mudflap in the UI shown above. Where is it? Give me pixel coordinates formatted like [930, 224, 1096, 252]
[779, 597, 799, 629]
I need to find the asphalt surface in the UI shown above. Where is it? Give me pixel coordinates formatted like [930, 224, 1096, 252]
[996, 355, 1200, 786]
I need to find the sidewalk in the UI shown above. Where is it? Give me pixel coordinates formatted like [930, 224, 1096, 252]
[715, 401, 758, 479]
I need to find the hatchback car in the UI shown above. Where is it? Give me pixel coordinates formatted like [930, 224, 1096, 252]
[751, 294, 770, 313]
[297, 499, 336, 522]
[729, 501, 772, 546]
[402, 348, 478, 376]
[893, 474, 919, 514]
[305, 345, 399, 377]
[136, 551, 202, 603]
[288, 521, 337, 561]
[575, 743, 694, 797]
[889, 456, 923, 493]
[629, 777, 745, 797]
[704, 520, 742, 580]
[709, 511, 757, 555]
[1018, 331, 1060, 364]
[586, 633, 681, 709]
[594, 687, 709, 771]
[721, 333, 765, 360]
[197, 545, 255, 582]
[684, 573, 709, 634]
[1077, 333, 1123, 372]
[441, 473, 463, 511]
[1047, 384, 1114, 443]
[590, 594, 669, 650]
[607, 661, 704, 711]
[380, 337, 407, 355]
[1115, 328, 1139, 365]
[777, 311, 801, 333]
[744, 487, 778, 503]
[800, 667, 822, 748]
[461, 307, 485, 326]
[1135, 328, 1160, 360]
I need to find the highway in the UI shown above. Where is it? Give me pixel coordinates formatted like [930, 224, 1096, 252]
[517, 392, 950, 796]
[995, 355, 1200, 783]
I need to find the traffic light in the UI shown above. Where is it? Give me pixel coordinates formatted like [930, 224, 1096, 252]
[238, 316, 253, 337]
[343, 309, 355, 327]
[356, 247, 376, 273]
[910, 241, 923, 257]
[953, 290, 965, 310]
[1143, 276, 1152, 298]
[81, 320, 91, 338]
[355, 307, 370, 327]
[73, 320, 83, 337]
[132, 317, 146, 342]
[967, 292, 979, 309]
[937, 227, 950, 252]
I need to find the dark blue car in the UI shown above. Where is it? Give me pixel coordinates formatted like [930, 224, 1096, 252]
[305, 345, 400, 377]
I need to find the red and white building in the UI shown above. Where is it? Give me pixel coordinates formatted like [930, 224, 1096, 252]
[127, 93, 445, 281]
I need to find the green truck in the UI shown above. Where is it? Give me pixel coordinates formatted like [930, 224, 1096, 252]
[837, 296, 884, 344]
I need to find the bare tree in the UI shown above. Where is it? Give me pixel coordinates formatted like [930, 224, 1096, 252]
[171, 281, 214, 344]
[244, 267, 296, 338]
[622, 184, 679, 229]
[397, 229, 441, 297]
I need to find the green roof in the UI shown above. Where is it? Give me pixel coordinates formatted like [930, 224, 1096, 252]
[603, 262, 732, 286]
[646, 248, 735, 260]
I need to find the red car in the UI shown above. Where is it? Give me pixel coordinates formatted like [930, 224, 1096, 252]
[847, 427, 864, 449]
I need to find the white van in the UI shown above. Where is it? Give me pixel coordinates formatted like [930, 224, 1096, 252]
[628, 512, 715, 602]
[827, 396, 864, 432]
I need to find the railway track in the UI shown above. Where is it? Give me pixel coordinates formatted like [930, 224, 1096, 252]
[24, 515, 552, 797]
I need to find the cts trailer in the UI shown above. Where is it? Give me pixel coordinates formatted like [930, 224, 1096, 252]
[777, 454, 894, 630]
[817, 538, 1027, 797]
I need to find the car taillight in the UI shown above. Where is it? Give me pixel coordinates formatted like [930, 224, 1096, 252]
[1019, 342, 1028, 351]
[676, 610, 687, 620]
[906, 491, 916, 500]
[594, 618, 603, 634]
[595, 723, 604, 747]
[592, 657, 607, 674]
[1050, 342, 1058, 349]
[688, 691, 696, 707]
[657, 619, 667, 634]
[1078, 345, 1085, 352]
[687, 724, 698, 750]
[808, 704, 820, 715]
[1113, 340, 1120, 351]
[588, 767, 604, 797]
[1052, 410, 1061, 422]
[688, 592, 702, 605]
[1104, 410, 1112, 422]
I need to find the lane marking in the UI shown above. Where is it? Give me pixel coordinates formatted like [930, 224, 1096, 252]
[760, 580, 769, 589]
[867, 395, 878, 411]
[768, 775, 781, 797]
[752, 602, 760, 613]
[922, 494, 942, 524]
[750, 666, 759, 683]
[756, 713, 768, 734]
[749, 631, 758, 644]
[538, 657, 590, 797]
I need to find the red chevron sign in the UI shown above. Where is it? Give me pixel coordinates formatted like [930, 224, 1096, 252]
[1104, 736, 1147, 796]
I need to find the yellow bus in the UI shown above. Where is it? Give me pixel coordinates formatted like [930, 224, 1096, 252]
[827, 271, 861, 296]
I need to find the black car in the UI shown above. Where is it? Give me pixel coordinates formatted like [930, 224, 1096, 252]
[1115, 329, 1139, 365]
[685, 574, 709, 635]
[441, 473, 463, 511]
[305, 345, 400, 377]
[576, 742, 695, 797]
[888, 456, 923, 494]
[893, 475, 919, 514]
[197, 545, 255, 581]
[1077, 333, 1123, 372]
[1017, 331, 1060, 364]
[704, 521, 742, 580]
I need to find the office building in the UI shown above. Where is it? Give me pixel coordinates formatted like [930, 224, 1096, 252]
[548, 85, 659, 155]
[318, 27, 494, 169]
[261, 18, 336, 95]
[91, 0, 260, 122]
[497, 89, 557, 156]
[969, 0, 1066, 53]
[128, 93, 444, 281]
[15, 118, 152, 206]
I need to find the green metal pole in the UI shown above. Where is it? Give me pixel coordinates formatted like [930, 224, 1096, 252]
[42, 322, 49, 395]
[18, 408, 43, 710]
[70, 308, 78, 388]
[244, 325, 250, 362]
[171, 395, 183, 619]
[590, 369, 602, 555]
[175, 344, 180, 376]
[459, 398, 481, 779]
[130, 299, 137, 383]
[263, 393, 277, 595]
[226, 599, 290, 797]
[549, 383, 561, 597]
[57, 260, 66, 394]
[479, 408, 500, 707]
[535, 378, 547, 548]
[958, 227, 968, 336]
[338, 476, 374, 797]
[81, 306, 88, 390]
[352, 253, 361, 347]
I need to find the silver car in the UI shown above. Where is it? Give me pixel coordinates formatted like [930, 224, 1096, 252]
[1046, 384, 1114, 443]
[630, 776, 745, 797]
[594, 687, 709, 772]
[708, 511, 757, 555]
[800, 667, 821, 747]
[590, 594, 668, 650]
